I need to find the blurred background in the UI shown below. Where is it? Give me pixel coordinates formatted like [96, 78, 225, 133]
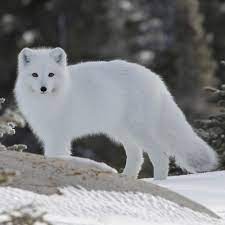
[1, 0, 225, 177]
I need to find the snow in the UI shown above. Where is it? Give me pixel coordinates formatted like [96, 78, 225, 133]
[147, 171, 225, 219]
[0, 184, 224, 225]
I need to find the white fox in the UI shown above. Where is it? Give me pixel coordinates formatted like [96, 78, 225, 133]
[14, 47, 218, 180]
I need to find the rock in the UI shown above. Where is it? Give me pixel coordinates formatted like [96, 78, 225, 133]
[0, 150, 219, 219]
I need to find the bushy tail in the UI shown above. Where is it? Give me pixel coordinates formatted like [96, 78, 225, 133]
[174, 132, 218, 173]
[161, 92, 218, 173]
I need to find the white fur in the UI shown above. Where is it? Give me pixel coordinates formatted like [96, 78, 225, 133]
[14, 47, 218, 180]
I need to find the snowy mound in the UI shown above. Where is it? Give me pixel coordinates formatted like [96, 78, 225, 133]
[149, 171, 225, 219]
[0, 151, 224, 225]
[0, 186, 223, 225]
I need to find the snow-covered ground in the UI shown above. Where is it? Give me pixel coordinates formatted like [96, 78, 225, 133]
[147, 171, 225, 219]
[0, 171, 224, 225]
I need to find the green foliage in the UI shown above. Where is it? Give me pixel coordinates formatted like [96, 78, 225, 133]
[194, 85, 225, 169]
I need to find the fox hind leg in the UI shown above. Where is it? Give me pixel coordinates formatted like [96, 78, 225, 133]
[145, 143, 169, 180]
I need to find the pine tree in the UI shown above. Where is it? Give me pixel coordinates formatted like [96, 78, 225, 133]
[166, 0, 217, 114]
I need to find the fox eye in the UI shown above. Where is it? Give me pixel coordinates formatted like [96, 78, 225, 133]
[48, 73, 54, 77]
[32, 73, 38, 78]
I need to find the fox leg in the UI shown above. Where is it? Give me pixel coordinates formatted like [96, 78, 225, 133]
[122, 139, 144, 179]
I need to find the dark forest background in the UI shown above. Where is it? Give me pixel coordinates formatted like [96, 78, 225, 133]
[1, 0, 225, 177]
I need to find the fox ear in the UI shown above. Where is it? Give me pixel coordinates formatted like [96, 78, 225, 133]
[19, 48, 33, 66]
[50, 47, 67, 66]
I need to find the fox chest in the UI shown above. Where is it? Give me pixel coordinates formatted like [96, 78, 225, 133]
[19, 97, 64, 136]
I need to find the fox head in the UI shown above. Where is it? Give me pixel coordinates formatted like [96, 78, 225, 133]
[18, 47, 68, 95]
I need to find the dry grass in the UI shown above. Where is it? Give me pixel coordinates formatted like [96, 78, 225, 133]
[0, 205, 52, 225]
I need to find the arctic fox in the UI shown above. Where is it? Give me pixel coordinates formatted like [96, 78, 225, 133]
[14, 47, 218, 180]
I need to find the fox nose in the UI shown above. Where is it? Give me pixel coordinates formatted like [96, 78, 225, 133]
[40, 86, 47, 92]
